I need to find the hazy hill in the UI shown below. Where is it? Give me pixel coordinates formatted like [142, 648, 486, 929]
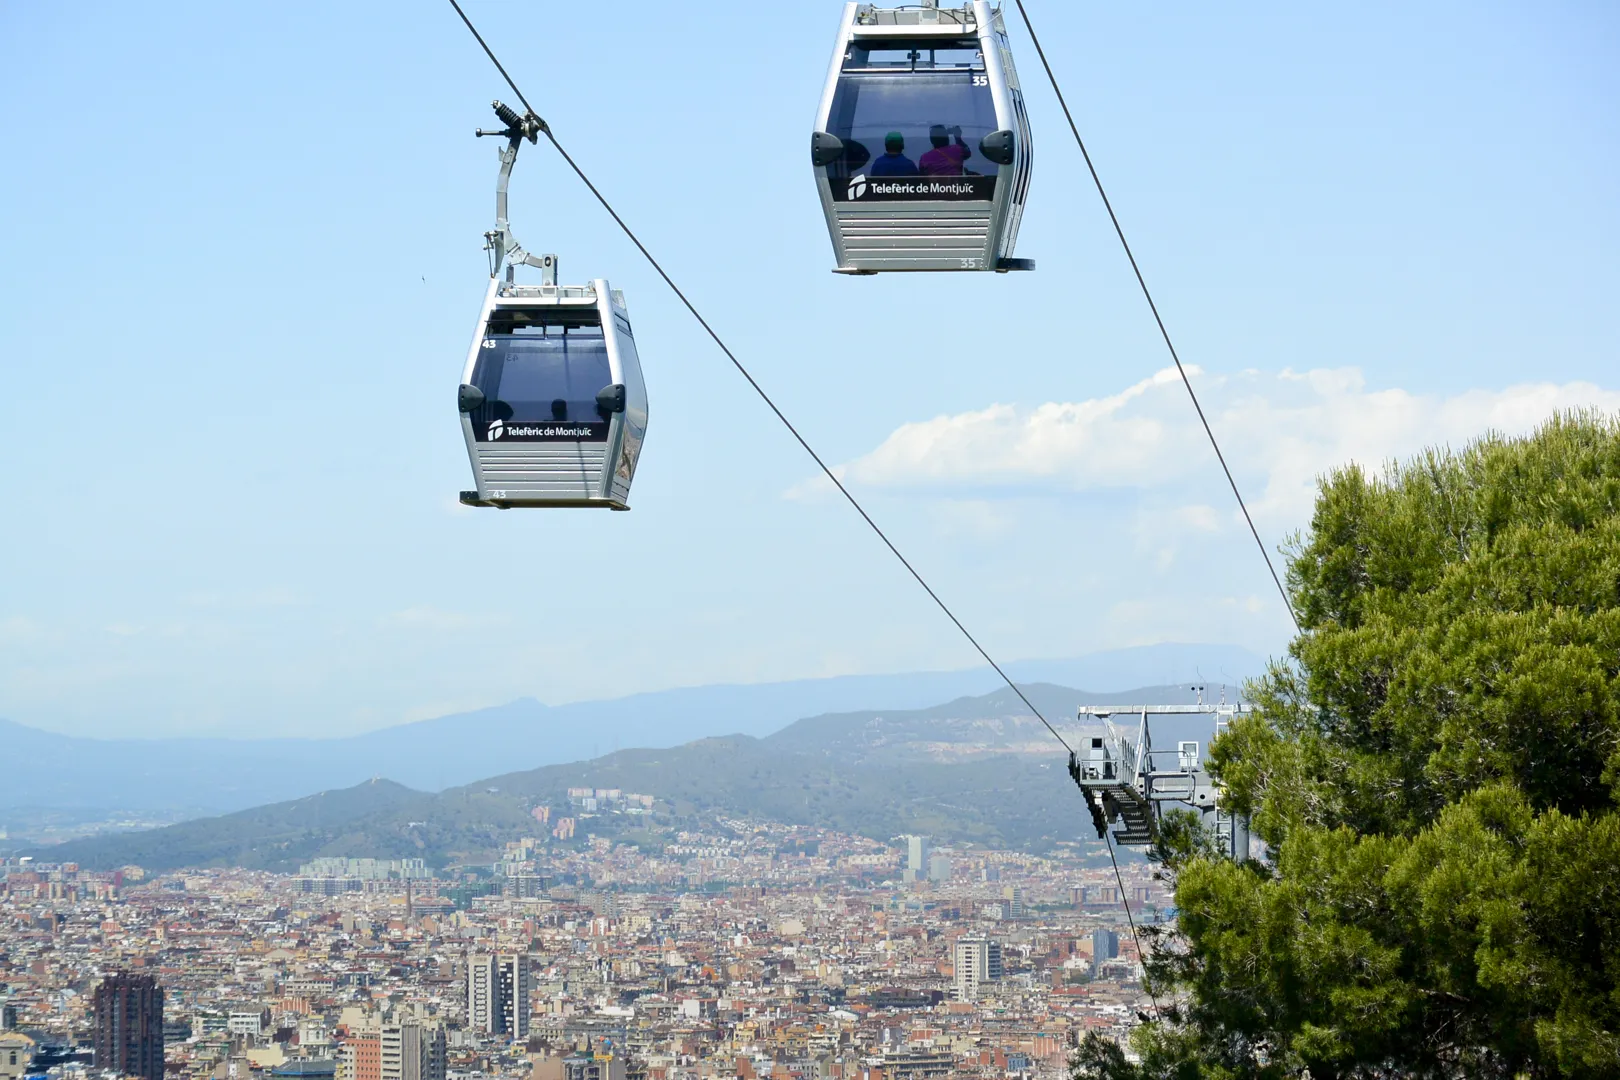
[32, 681, 1244, 871]
[0, 643, 1261, 822]
[36, 779, 435, 873]
[764, 683, 1232, 763]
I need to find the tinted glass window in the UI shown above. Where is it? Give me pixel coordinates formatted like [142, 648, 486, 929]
[844, 43, 983, 70]
[826, 67, 998, 186]
[471, 325, 612, 424]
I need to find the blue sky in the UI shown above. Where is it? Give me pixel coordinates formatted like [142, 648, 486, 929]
[2, 1, 1616, 739]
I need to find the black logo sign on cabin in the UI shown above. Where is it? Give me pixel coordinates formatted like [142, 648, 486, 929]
[480, 419, 610, 442]
[836, 175, 997, 202]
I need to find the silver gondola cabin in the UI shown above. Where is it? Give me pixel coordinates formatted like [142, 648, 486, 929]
[457, 103, 648, 510]
[811, 0, 1034, 274]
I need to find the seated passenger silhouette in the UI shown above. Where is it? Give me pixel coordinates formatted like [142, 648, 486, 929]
[920, 124, 972, 176]
[551, 398, 568, 421]
[868, 132, 919, 177]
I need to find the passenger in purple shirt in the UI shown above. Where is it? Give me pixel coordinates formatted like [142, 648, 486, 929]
[920, 124, 974, 176]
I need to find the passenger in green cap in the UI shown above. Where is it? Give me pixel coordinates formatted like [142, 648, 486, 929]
[869, 130, 919, 177]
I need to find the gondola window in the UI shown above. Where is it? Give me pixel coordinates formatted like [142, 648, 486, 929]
[826, 42, 1000, 201]
[469, 326, 613, 440]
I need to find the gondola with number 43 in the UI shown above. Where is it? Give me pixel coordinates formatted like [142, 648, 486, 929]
[457, 103, 648, 510]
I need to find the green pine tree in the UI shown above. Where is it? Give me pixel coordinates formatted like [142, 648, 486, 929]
[1076, 413, 1620, 1079]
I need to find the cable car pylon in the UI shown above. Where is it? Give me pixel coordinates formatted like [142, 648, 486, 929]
[1068, 688, 1252, 863]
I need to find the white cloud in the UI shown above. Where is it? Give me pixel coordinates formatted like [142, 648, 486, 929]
[820, 367, 1620, 523]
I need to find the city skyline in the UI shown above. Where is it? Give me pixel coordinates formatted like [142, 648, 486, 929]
[0, 824, 1160, 1080]
[3, 1, 1616, 1073]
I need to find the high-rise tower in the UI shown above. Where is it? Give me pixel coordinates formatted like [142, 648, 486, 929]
[467, 955, 497, 1034]
[952, 936, 1003, 1001]
[382, 1018, 446, 1080]
[906, 835, 930, 875]
[496, 955, 529, 1039]
[93, 973, 164, 1080]
[466, 954, 528, 1038]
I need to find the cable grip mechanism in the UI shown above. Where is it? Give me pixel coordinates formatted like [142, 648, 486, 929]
[476, 99, 545, 143]
[476, 100, 554, 283]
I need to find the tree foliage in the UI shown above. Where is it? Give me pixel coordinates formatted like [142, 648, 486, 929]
[1079, 414, 1620, 1079]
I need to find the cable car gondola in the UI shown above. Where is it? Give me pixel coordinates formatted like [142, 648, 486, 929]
[457, 103, 648, 511]
[811, 0, 1034, 274]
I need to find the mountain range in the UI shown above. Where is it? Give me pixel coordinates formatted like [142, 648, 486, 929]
[26, 679, 1254, 872]
[0, 643, 1262, 823]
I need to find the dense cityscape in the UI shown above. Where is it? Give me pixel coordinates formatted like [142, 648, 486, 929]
[0, 807, 1162, 1080]
[8, 0, 1615, 1072]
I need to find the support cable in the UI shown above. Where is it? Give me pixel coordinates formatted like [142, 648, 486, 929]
[447, 0, 536, 118]
[451, 0, 1166, 1024]
[1011, 0, 1301, 634]
[1107, 831, 1162, 1018]
[445, 0, 1073, 754]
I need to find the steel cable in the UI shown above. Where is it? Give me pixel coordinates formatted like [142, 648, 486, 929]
[1107, 831, 1163, 1018]
[1012, 0, 1301, 634]
[449, 0, 1178, 1022]
[445, 0, 1074, 754]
